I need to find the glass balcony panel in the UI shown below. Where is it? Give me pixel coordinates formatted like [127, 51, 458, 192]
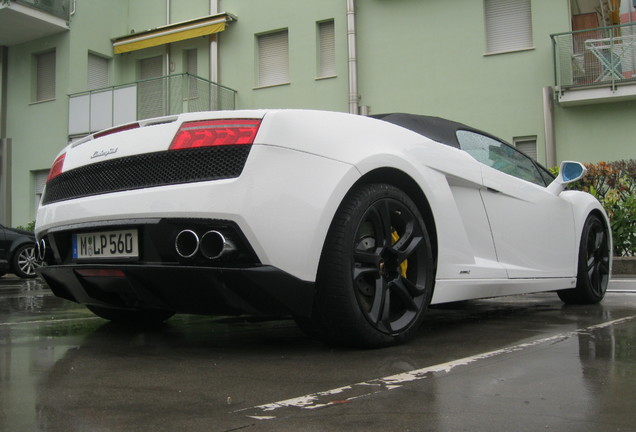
[552, 23, 636, 90]
[68, 74, 237, 138]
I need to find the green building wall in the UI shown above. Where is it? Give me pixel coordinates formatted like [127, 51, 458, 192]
[4, 0, 636, 227]
[554, 101, 636, 164]
[7, 33, 69, 226]
[219, 0, 349, 111]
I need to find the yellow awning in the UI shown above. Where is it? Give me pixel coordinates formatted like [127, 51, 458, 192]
[113, 13, 234, 54]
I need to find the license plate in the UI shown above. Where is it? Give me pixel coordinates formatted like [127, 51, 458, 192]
[72, 229, 139, 260]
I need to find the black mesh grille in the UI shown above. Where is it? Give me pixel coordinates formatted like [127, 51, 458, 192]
[42, 146, 251, 205]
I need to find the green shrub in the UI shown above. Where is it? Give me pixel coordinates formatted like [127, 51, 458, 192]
[15, 221, 35, 233]
[558, 160, 635, 257]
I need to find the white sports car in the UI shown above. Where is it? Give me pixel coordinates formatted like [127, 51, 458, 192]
[35, 109, 611, 347]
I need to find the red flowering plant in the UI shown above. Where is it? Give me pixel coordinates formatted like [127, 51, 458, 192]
[555, 160, 635, 257]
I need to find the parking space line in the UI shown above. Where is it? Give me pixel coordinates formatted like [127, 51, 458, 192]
[0, 317, 102, 326]
[0, 292, 53, 300]
[236, 315, 636, 420]
[608, 279, 636, 293]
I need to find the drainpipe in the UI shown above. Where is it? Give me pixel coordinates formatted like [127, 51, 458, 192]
[543, 87, 557, 168]
[0, 46, 6, 139]
[0, 46, 10, 225]
[347, 0, 359, 114]
[210, 0, 219, 83]
[165, 0, 171, 116]
[0, 136, 10, 226]
[166, 0, 171, 73]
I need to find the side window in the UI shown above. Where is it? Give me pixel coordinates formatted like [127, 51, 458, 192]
[456, 130, 545, 186]
[538, 165, 555, 186]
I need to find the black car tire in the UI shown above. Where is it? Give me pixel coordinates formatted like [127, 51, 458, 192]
[87, 305, 175, 326]
[12, 243, 39, 279]
[309, 183, 435, 348]
[557, 214, 610, 304]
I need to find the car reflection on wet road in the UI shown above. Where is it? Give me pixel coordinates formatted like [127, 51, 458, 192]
[1, 275, 635, 432]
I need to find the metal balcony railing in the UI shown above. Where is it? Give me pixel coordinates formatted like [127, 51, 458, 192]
[9, 0, 70, 20]
[68, 73, 237, 137]
[552, 22, 636, 90]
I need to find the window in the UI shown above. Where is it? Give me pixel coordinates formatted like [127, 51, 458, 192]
[35, 51, 56, 102]
[88, 54, 110, 90]
[184, 49, 199, 99]
[317, 20, 336, 78]
[456, 130, 545, 186]
[184, 49, 198, 76]
[484, 0, 533, 54]
[140, 55, 164, 80]
[513, 136, 537, 161]
[183, 49, 199, 100]
[138, 56, 165, 119]
[257, 30, 289, 87]
[34, 170, 48, 213]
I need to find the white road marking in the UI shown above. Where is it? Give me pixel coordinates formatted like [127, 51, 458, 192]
[0, 292, 53, 300]
[0, 317, 101, 326]
[238, 315, 636, 419]
[608, 279, 636, 292]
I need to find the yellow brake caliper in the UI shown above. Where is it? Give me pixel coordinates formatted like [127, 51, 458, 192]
[391, 230, 408, 278]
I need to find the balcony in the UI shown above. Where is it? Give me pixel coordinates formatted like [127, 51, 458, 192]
[551, 22, 636, 106]
[68, 73, 237, 138]
[0, 0, 70, 46]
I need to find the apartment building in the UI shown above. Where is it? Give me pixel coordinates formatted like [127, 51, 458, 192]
[1, 0, 635, 226]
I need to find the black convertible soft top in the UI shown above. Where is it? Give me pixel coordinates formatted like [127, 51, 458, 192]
[373, 113, 555, 183]
[372, 113, 485, 149]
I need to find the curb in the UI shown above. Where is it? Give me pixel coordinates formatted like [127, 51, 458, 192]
[613, 257, 636, 276]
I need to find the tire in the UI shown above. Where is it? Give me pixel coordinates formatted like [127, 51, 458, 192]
[86, 305, 175, 327]
[308, 183, 435, 348]
[12, 243, 40, 278]
[558, 214, 610, 304]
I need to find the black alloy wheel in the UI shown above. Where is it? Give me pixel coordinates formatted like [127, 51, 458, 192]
[558, 214, 610, 304]
[310, 183, 435, 347]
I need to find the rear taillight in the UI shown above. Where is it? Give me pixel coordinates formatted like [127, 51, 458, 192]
[93, 123, 140, 139]
[169, 119, 261, 150]
[47, 153, 66, 182]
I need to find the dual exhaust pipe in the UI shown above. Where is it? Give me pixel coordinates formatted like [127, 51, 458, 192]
[36, 239, 47, 262]
[175, 230, 235, 260]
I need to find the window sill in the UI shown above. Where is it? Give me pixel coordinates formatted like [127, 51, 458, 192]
[29, 98, 56, 105]
[315, 75, 337, 81]
[483, 47, 535, 57]
[253, 82, 291, 90]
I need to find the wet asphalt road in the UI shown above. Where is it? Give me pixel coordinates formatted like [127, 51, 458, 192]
[1, 275, 635, 432]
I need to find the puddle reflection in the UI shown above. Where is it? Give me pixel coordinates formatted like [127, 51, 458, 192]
[1, 281, 635, 432]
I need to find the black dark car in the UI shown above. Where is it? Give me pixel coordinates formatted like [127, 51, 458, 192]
[0, 224, 41, 278]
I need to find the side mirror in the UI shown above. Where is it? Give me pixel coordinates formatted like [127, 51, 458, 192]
[547, 161, 587, 195]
